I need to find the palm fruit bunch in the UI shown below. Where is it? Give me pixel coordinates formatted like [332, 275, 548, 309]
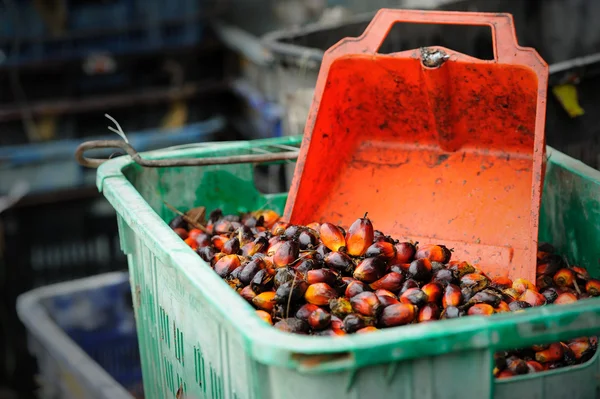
[169, 208, 599, 377]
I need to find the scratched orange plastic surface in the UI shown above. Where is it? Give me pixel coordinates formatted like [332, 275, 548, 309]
[285, 10, 548, 282]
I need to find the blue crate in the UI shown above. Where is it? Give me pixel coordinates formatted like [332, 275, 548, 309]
[49, 274, 142, 392]
[17, 272, 142, 399]
[0, 0, 204, 66]
[0, 115, 226, 195]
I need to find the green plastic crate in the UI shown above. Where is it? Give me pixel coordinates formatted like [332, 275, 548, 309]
[97, 136, 600, 399]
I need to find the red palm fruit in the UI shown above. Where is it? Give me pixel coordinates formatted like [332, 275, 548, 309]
[295, 304, 320, 321]
[305, 283, 338, 306]
[214, 254, 242, 277]
[535, 343, 564, 363]
[374, 289, 398, 307]
[244, 236, 267, 257]
[442, 284, 463, 308]
[298, 230, 318, 250]
[343, 314, 372, 333]
[353, 258, 387, 283]
[329, 297, 353, 319]
[440, 306, 464, 319]
[330, 314, 343, 330]
[319, 223, 346, 252]
[345, 280, 369, 298]
[173, 227, 188, 240]
[541, 287, 559, 303]
[561, 342, 577, 365]
[536, 262, 559, 277]
[418, 303, 440, 322]
[222, 237, 240, 255]
[252, 291, 276, 312]
[240, 258, 267, 286]
[195, 233, 211, 248]
[407, 259, 432, 281]
[531, 343, 550, 352]
[506, 356, 528, 374]
[400, 288, 429, 307]
[308, 308, 331, 330]
[345, 213, 374, 256]
[461, 273, 490, 293]
[306, 268, 338, 286]
[350, 291, 382, 317]
[283, 225, 302, 240]
[400, 278, 419, 294]
[491, 277, 513, 290]
[256, 210, 279, 229]
[256, 310, 273, 325]
[526, 360, 544, 373]
[536, 275, 553, 292]
[432, 269, 455, 286]
[211, 235, 228, 251]
[415, 244, 452, 263]
[184, 237, 199, 250]
[188, 228, 202, 240]
[391, 263, 411, 274]
[572, 266, 591, 281]
[380, 303, 416, 327]
[273, 240, 300, 268]
[512, 278, 536, 294]
[271, 220, 289, 236]
[274, 318, 309, 334]
[553, 268, 575, 288]
[495, 301, 510, 313]
[496, 370, 515, 379]
[374, 289, 397, 298]
[568, 338, 592, 360]
[464, 289, 501, 308]
[365, 241, 396, 261]
[392, 242, 417, 264]
[378, 296, 400, 308]
[214, 220, 233, 234]
[467, 303, 494, 316]
[448, 261, 476, 278]
[554, 292, 578, 305]
[369, 272, 404, 292]
[240, 285, 256, 302]
[197, 246, 217, 263]
[502, 288, 521, 303]
[324, 251, 354, 273]
[585, 279, 600, 296]
[306, 222, 320, 232]
[508, 301, 531, 312]
[519, 289, 547, 307]
[356, 326, 379, 334]
[421, 282, 443, 304]
[267, 240, 283, 257]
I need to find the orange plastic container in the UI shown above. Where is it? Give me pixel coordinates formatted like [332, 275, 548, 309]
[284, 9, 548, 282]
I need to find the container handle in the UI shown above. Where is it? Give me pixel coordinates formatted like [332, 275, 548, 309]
[75, 140, 299, 169]
[328, 9, 541, 65]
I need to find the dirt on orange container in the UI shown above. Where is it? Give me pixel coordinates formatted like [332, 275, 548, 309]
[284, 9, 549, 283]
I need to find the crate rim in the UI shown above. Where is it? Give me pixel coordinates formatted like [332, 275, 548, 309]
[16, 272, 134, 399]
[96, 137, 600, 373]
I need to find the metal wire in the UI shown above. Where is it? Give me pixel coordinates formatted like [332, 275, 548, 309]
[75, 139, 300, 169]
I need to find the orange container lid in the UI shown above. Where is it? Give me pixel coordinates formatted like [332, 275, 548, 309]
[284, 10, 548, 282]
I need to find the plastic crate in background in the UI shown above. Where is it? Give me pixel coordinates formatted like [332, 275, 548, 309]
[96, 136, 600, 399]
[0, 0, 207, 66]
[0, 190, 128, 395]
[17, 272, 142, 399]
[0, 116, 226, 196]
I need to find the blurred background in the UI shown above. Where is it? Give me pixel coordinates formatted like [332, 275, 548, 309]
[0, 0, 599, 398]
